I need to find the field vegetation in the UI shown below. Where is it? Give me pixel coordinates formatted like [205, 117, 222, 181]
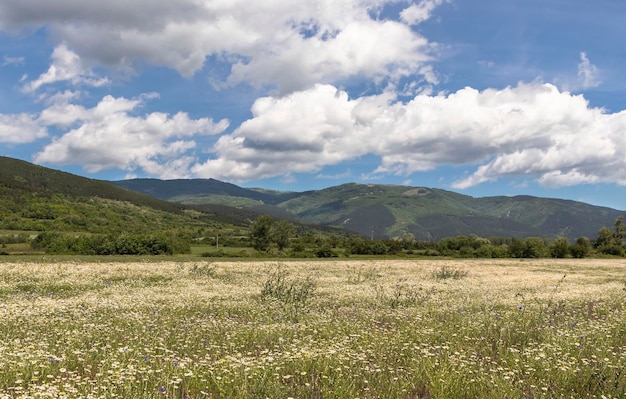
[4, 211, 622, 259]
[1, 259, 625, 398]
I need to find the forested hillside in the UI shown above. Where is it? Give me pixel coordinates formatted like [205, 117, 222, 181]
[0, 157, 221, 232]
[0, 157, 253, 254]
[0, 157, 346, 256]
[113, 179, 624, 241]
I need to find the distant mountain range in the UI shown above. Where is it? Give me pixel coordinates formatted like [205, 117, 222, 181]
[112, 178, 624, 241]
[1, 155, 622, 241]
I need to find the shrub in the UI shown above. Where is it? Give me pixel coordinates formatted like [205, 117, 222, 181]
[431, 265, 469, 280]
[201, 250, 226, 258]
[30, 232, 187, 255]
[315, 247, 337, 258]
[188, 263, 217, 277]
[509, 237, 547, 258]
[598, 244, 625, 257]
[260, 264, 317, 322]
[347, 265, 382, 284]
[375, 278, 431, 308]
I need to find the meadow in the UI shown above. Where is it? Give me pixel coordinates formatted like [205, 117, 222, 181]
[0, 259, 625, 398]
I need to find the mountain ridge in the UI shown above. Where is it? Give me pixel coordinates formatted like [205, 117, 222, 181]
[0, 155, 621, 241]
[0, 156, 264, 233]
[111, 178, 624, 241]
[0, 157, 349, 238]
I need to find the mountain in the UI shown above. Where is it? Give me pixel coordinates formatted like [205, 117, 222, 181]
[0, 157, 187, 212]
[113, 178, 296, 205]
[0, 157, 347, 239]
[1, 155, 620, 242]
[0, 157, 256, 233]
[112, 179, 624, 241]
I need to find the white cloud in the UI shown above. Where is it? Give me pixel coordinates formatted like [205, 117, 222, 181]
[2, 56, 25, 66]
[192, 82, 626, 188]
[400, 0, 445, 25]
[192, 84, 371, 180]
[0, 0, 441, 92]
[23, 44, 109, 92]
[4, 0, 622, 190]
[34, 94, 229, 177]
[0, 113, 47, 143]
[228, 18, 435, 93]
[577, 52, 600, 89]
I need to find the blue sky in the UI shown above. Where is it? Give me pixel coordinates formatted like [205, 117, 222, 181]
[1, 0, 625, 210]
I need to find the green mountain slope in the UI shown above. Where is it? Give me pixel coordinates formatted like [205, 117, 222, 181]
[282, 184, 623, 240]
[0, 157, 247, 234]
[113, 178, 297, 205]
[0, 157, 348, 248]
[113, 179, 624, 241]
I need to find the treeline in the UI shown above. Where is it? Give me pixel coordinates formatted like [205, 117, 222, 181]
[30, 232, 190, 255]
[246, 215, 626, 259]
[430, 235, 593, 259]
[284, 235, 593, 259]
[4, 214, 624, 258]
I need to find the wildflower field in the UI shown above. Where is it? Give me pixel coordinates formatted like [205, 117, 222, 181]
[1, 259, 625, 399]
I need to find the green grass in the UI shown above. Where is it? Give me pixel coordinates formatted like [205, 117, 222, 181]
[190, 245, 255, 257]
[0, 259, 625, 398]
[170, 194, 263, 208]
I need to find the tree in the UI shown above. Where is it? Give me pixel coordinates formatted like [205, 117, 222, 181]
[508, 237, 525, 258]
[523, 237, 546, 258]
[273, 220, 295, 251]
[250, 215, 274, 251]
[595, 226, 614, 248]
[570, 237, 591, 258]
[613, 216, 625, 242]
[595, 216, 626, 256]
[509, 237, 545, 258]
[549, 237, 570, 258]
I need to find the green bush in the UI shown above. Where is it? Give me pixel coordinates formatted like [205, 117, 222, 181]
[30, 232, 189, 255]
[570, 237, 591, 258]
[375, 278, 432, 309]
[200, 250, 226, 258]
[314, 247, 337, 258]
[549, 237, 570, 258]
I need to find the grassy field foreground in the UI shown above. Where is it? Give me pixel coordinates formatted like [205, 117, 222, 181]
[0, 259, 625, 399]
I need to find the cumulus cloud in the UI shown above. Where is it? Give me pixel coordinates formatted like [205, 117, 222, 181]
[34, 94, 229, 178]
[0, 113, 47, 143]
[4, 0, 621, 190]
[229, 18, 435, 93]
[192, 82, 626, 188]
[23, 44, 109, 92]
[192, 85, 372, 180]
[0, 0, 440, 92]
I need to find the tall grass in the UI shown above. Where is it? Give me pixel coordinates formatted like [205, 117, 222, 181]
[260, 263, 317, 322]
[431, 264, 469, 280]
[0, 259, 625, 398]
